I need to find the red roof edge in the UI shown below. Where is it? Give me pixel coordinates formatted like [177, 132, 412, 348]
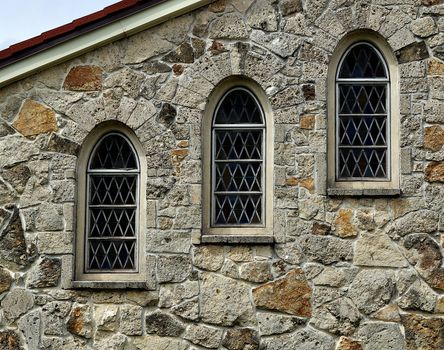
[0, 0, 162, 65]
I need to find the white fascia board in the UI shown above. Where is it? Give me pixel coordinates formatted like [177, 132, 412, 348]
[0, 0, 211, 88]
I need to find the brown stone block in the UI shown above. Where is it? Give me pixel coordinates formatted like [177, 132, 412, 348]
[300, 114, 315, 129]
[252, 268, 312, 317]
[424, 125, 444, 151]
[302, 84, 315, 101]
[425, 161, 444, 182]
[402, 313, 444, 350]
[0, 268, 13, 293]
[13, 99, 57, 137]
[422, 0, 444, 5]
[63, 65, 102, 91]
[396, 41, 429, 64]
[0, 330, 21, 350]
[208, 0, 227, 13]
[312, 222, 331, 235]
[336, 336, 363, 350]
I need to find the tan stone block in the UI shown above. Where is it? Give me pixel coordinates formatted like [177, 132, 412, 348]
[334, 208, 357, 238]
[252, 268, 312, 317]
[300, 114, 315, 129]
[13, 99, 57, 137]
[435, 296, 444, 313]
[63, 65, 102, 91]
[228, 246, 253, 262]
[371, 304, 401, 322]
[425, 161, 444, 182]
[424, 125, 444, 151]
[177, 140, 189, 148]
[428, 58, 444, 75]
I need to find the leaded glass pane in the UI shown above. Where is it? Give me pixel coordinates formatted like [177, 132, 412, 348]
[212, 88, 264, 226]
[336, 42, 390, 181]
[86, 133, 139, 272]
[338, 148, 387, 178]
[215, 130, 262, 160]
[215, 89, 263, 124]
[339, 85, 387, 114]
[339, 116, 387, 146]
[90, 134, 138, 169]
[338, 43, 387, 79]
[89, 175, 137, 205]
[215, 194, 262, 225]
[89, 208, 136, 238]
[215, 162, 262, 192]
[88, 240, 136, 270]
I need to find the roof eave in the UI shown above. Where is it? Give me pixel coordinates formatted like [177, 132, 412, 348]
[0, 0, 211, 88]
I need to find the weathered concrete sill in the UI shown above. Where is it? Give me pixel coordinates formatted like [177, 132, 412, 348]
[70, 281, 151, 289]
[327, 188, 401, 197]
[200, 235, 274, 244]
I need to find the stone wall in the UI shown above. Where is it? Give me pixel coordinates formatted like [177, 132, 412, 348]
[0, 0, 444, 349]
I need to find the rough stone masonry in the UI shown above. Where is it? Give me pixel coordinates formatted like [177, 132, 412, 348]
[0, 0, 444, 349]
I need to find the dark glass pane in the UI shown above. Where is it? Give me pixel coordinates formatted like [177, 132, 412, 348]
[89, 175, 137, 205]
[215, 194, 262, 225]
[88, 240, 136, 270]
[215, 89, 263, 124]
[90, 134, 138, 169]
[215, 130, 262, 160]
[338, 44, 387, 79]
[338, 148, 387, 178]
[339, 85, 386, 114]
[339, 116, 387, 146]
[215, 162, 262, 192]
[89, 208, 136, 238]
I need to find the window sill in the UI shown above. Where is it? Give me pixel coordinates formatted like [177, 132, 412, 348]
[199, 234, 274, 244]
[327, 188, 401, 197]
[70, 280, 153, 290]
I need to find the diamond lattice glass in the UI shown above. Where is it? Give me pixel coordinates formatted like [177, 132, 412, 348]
[87, 133, 138, 271]
[213, 88, 264, 226]
[338, 43, 387, 79]
[215, 89, 263, 124]
[336, 43, 389, 180]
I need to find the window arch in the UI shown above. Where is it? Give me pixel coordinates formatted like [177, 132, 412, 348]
[327, 32, 400, 195]
[202, 78, 273, 242]
[75, 122, 147, 285]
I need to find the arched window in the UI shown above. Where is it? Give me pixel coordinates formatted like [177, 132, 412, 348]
[75, 123, 148, 285]
[336, 43, 389, 180]
[202, 79, 273, 242]
[86, 133, 139, 271]
[212, 88, 264, 226]
[327, 34, 400, 195]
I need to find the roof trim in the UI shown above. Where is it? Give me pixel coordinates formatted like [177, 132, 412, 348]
[0, 0, 211, 88]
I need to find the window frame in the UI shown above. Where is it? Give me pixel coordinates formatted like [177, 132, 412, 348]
[74, 122, 148, 284]
[202, 78, 274, 243]
[327, 32, 400, 195]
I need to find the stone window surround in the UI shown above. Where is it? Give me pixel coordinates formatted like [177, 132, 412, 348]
[327, 31, 401, 197]
[201, 77, 274, 244]
[71, 121, 150, 289]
